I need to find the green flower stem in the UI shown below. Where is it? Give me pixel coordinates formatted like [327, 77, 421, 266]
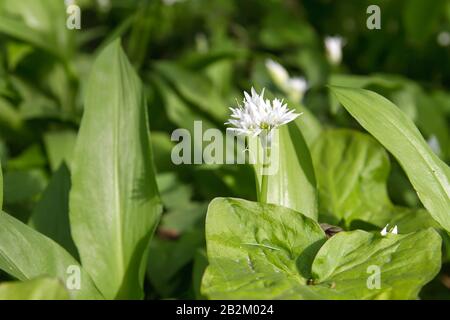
[260, 146, 271, 203]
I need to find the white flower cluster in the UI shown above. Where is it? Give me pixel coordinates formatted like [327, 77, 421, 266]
[226, 88, 300, 139]
[324, 36, 344, 65]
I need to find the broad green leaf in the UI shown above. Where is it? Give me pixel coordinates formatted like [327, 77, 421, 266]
[0, 277, 69, 300]
[69, 40, 162, 299]
[311, 229, 442, 299]
[0, 211, 102, 299]
[312, 129, 391, 227]
[29, 163, 78, 259]
[292, 103, 322, 146]
[330, 75, 450, 161]
[330, 87, 450, 232]
[311, 129, 432, 231]
[202, 198, 326, 299]
[254, 122, 318, 220]
[202, 198, 442, 299]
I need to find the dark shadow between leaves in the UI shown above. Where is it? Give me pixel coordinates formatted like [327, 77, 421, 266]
[287, 122, 317, 188]
[296, 238, 327, 280]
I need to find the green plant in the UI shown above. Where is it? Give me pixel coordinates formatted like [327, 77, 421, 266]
[0, 0, 449, 301]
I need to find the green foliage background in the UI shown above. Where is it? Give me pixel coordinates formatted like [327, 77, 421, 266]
[0, 0, 449, 299]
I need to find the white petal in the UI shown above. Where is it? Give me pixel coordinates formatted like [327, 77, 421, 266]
[265, 59, 289, 85]
[391, 225, 398, 234]
[325, 36, 344, 64]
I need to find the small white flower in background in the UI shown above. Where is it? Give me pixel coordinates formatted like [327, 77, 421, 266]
[437, 31, 450, 47]
[286, 77, 308, 102]
[380, 224, 398, 236]
[226, 88, 301, 147]
[324, 36, 344, 65]
[265, 59, 308, 101]
[265, 59, 290, 87]
[65, 0, 76, 6]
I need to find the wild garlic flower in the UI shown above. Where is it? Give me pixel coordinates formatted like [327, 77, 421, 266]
[380, 224, 398, 236]
[265, 59, 308, 101]
[226, 88, 301, 146]
[265, 59, 290, 87]
[324, 36, 344, 65]
[286, 77, 308, 101]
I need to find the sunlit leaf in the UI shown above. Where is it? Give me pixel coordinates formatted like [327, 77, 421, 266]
[202, 198, 441, 299]
[330, 87, 450, 232]
[254, 122, 318, 220]
[0, 211, 102, 299]
[0, 277, 69, 300]
[69, 40, 162, 299]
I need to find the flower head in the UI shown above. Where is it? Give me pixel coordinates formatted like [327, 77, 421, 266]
[265, 59, 308, 101]
[324, 36, 344, 65]
[226, 88, 301, 139]
[286, 77, 308, 101]
[265, 59, 289, 87]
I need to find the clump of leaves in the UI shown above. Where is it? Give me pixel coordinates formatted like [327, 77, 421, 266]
[200, 87, 450, 300]
[0, 40, 162, 300]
